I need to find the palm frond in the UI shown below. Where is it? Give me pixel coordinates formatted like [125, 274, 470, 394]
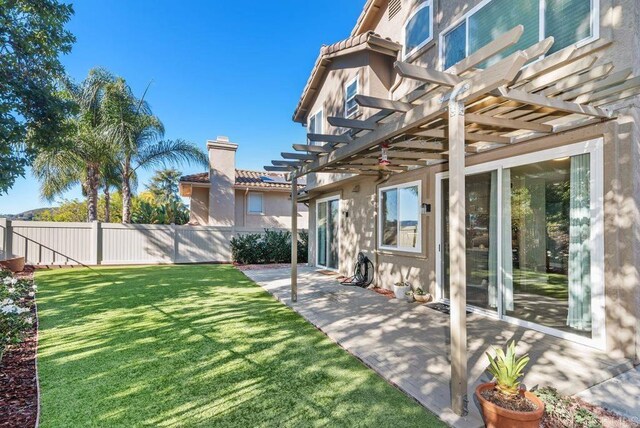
[134, 139, 208, 172]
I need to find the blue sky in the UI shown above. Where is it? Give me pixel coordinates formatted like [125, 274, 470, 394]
[0, 0, 365, 214]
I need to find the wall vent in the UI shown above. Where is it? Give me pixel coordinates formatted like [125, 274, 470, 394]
[388, 0, 401, 20]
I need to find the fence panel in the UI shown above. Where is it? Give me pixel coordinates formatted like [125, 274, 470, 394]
[11, 221, 93, 265]
[0, 219, 300, 266]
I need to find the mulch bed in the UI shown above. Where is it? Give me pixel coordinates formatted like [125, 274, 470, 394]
[0, 269, 38, 428]
[0, 322, 37, 428]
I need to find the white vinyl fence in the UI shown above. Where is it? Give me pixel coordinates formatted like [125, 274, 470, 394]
[0, 218, 286, 266]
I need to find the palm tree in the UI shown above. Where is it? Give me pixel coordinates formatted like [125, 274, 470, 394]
[33, 68, 115, 222]
[101, 79, 207, 223]
[146, 168, 182, 204]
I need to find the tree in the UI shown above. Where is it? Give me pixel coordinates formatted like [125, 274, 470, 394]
[32, 68, 117, 221]
[101, 79, 208, 223]
[146, 168, 181, 205]
[0, 0, 75, 193]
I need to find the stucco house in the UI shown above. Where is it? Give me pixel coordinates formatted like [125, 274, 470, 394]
[179, 136, 308, 230]
[267, 0, 640, 417]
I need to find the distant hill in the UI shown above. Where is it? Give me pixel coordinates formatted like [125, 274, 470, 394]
[0, 208, 54, 221]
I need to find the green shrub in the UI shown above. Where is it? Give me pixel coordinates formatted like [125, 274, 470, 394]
[230, 229, 308, 264]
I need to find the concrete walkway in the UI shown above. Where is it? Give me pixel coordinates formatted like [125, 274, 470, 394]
[242, 267, 634, 428]
[577, 366, 640, 423]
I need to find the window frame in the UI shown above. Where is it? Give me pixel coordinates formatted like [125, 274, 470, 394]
[307, 108, 324, 145]
[344, 76, 359, 118]
[438, 0, 600, 70]
[247, 192, 264, 215]
[434, 138, 605, 350]
[378, 180, 422, 253]
[402, 0, 434, 61]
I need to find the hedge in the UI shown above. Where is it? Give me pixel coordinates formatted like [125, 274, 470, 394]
[231, 229, 308, 264]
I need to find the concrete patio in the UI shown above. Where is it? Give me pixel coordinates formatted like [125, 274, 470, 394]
[242, 266, 635, 428]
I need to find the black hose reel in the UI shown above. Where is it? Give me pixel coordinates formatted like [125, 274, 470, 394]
[340, 252, 374, 288]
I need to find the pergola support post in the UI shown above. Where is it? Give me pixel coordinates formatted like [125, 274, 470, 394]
[448, 90, 468, 416]
[291, 177, 298, 302]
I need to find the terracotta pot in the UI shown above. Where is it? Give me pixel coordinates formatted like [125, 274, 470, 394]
[475, 383, 545, 428]
[0, 256, 25, 273]
[414, 293, 432, 303]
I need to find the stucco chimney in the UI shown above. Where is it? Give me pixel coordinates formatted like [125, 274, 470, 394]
[207, 136, 238, 226]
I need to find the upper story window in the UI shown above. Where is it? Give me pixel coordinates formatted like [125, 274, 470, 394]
[403, 0, 433, 60]
[308, 108, 323, 145]
[441, 0, 599, 70]
[379, 181, 422, 253]
[247, 192, 264, 214]
[344, 77, 359, 118]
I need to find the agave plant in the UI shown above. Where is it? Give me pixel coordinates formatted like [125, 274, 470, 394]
[485, 341, 530, 398]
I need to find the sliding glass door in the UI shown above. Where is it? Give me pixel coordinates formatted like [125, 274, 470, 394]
[437, 141, 603, 345]
[316, 197, 339, 270]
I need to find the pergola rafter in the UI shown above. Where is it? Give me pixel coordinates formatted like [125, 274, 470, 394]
[269, 27, 640, 416]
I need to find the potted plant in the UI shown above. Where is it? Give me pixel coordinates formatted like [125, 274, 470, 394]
[413, 287, 432, 303]
[475, 341, 544, 428]
[393, 280, 410, 299]
[404, 290, 414, 302]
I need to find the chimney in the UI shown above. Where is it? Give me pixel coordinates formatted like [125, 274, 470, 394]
[207, 136, 238, 226]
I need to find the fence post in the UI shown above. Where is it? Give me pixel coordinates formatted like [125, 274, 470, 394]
[92, 221, 102, 265]
[1, 218, 13, 259]
[172, 224, 179, 264]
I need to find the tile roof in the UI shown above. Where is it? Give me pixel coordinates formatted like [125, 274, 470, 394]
[179, 170, 305, 190]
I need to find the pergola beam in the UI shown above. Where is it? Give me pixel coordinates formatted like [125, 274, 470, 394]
[465, 113, 553, 133]
[272, 160, 303, 167]
[292, 143, 333, 153]
[395, 61, 462, 86]
[495, 87, 612, 118]
[412, 128, 512, 144]
[307, 133, 353, 144]
[327, 116, 377, 130]
[281, 152, 317, 161]
[355, 94, 414, 112]
[264, 166, 294, 172]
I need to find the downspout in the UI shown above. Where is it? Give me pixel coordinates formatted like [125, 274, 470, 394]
[243, 188, 248, 228]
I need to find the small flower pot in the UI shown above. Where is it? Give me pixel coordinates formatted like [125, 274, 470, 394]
[475, 383, 545, 428]
[393, 283, 409, 299]
[0, 256, 25, 273]
[414, 293, 432, 303]
[405, 292, 414, 303]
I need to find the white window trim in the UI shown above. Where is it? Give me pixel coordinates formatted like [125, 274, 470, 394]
[308, 108, 324, 134]
[434, 138, 605, 350]
[315, 195, 340, 270]
[438, 0, 600, 71]
[344, 76, 359, 118]
[402, 0, 434, 60]
[247, 192, 264, 215]
[378, 180, 422, 253]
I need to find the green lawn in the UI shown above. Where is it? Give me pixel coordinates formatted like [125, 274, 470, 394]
[36, 265, 443, 427]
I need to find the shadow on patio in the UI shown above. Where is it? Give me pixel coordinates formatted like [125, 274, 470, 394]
[243, 266, 634, 428]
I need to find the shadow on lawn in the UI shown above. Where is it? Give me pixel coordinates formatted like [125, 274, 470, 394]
[36, 265, 438, 427]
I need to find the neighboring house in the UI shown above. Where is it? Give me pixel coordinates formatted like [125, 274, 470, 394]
[179, 136, 308, 230]
[269, 0, 640, 414]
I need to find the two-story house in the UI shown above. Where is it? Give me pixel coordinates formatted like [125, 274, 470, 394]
[180, 136, 308, 230]
[270, 0, 640, 417]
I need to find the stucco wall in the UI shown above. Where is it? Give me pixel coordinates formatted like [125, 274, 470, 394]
[234, 189, 309, 230]
[189, 186, 209, 225]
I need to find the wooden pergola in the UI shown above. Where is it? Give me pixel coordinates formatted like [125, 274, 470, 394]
[266, 26, 640, 415]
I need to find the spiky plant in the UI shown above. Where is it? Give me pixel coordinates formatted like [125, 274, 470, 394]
[485, 341, 530, 398]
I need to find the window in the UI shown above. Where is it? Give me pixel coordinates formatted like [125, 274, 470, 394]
[308, 109, 323, 145]
[379, 181, 421, 252]
[440, 0, 599, 70]
[403, 0, 433, 59]
[247, 192, 263, 214]
[344, 77, 359, 118]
